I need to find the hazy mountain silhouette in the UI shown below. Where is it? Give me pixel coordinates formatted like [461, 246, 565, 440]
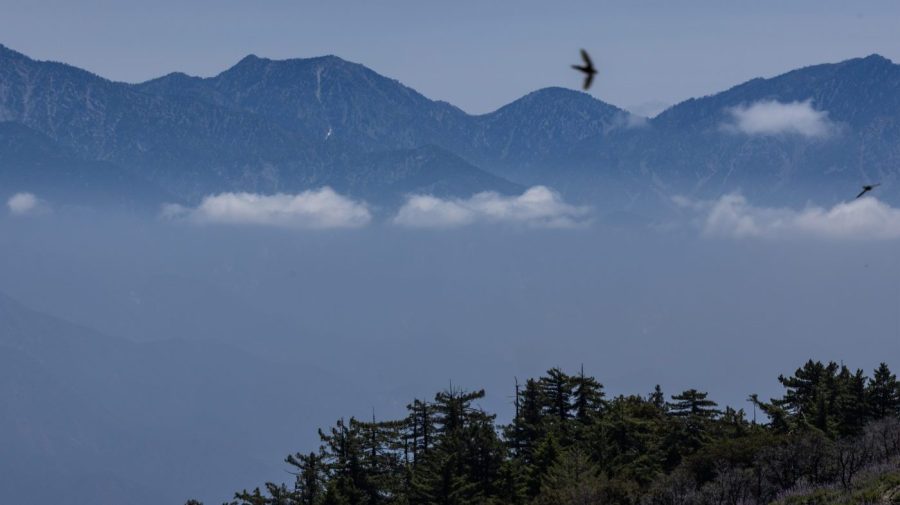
[563, 54, 900, 208]
[0, 291, 354, 505]
[3, 44, 900, 211]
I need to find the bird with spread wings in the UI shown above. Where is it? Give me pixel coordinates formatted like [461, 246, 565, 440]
[856, 183, 881, 199]
[572, 49, 598, 91]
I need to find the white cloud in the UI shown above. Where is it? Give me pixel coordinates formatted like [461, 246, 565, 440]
[724, 99, 835, 138]
[163, 188, 371, 229]
[692, 193, 900, 240]
[605, 111, 649, 132]
[7, 192, 49, 216]
[393, 186, 590, 228]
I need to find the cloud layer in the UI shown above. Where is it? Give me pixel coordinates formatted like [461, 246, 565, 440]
[686, 193, 900, 240]
[7, 192, 48, 216]
[724, 99, 834, 138]
[393, 186, 590, 228]
[163, 188, 372, 229]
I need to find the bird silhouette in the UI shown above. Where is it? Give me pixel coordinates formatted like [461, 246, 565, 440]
[572, 49, 597, 91]
[856, 183, 881, 199]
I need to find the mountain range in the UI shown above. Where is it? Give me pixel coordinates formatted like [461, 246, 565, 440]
[2, 43, 900, 213]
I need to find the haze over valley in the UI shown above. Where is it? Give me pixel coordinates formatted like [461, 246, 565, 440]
[2, 8, 900, 503]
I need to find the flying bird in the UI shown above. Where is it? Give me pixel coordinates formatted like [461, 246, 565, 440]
[856, 183, 881, 199]
[572, 49, 597, 91]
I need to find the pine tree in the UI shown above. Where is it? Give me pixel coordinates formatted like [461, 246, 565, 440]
[572, 365, 605, 425]
[600, 395, 666, 482]
[319, 418, 367, 505]
[533, 448, 605, 505]
[405, 399, 435, 468]
[868, 363, 900, 419]
[494, 458, 528, 505]
[834, 366, 869, 437]
[667, 389, 719, 419]
[508, 378, 545, 464]
[539, 368, 574, 423]
[286, 451, 327, 505]
[527, 433, 561, 499]
[773, 360, 840, 432]
[354, 414, 407, 504]
[649, 385, 666, 412]
[410, 388, 502, 505]
[666, 389, 720, 460]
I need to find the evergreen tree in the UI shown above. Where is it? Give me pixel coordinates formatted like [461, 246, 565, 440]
[600, 395, 666, 482]
[666, 389, 720, 460]
[572, 365, 606, 425]
[667, 389, 720, 419]
[649, 385, 666, 412]
[410, 388, 502, 505]
[405, 399, 435, 467]
[539, 368, 574, 424]
[494, 458, 528, 505]
[354, 414, 407, 504]
[868, 363, 900, 419]
[286, 451, 327, 505]
[527, 433, 561, 499]
[534, 448, 605, 505]
[773, 360, 840, 432]
[508, 378, 544, 464]
[834, 366, 869, 437]
[319, 418, 367, 505]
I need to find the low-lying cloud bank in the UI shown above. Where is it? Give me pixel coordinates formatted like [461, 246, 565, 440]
[723, 99, 835, 138]
[7, 192, 49, 216]
[162, 186, 590, 229]
[393, 186, 591, 228]
[163, 188, 372, 229]
[679, 193, 900, 240]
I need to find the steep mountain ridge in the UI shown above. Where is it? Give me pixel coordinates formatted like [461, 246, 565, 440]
[0, 45, 514, 204]
[3, 44, 900, 211]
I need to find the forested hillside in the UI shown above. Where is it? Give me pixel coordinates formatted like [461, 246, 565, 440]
[193, 360, 900, 505]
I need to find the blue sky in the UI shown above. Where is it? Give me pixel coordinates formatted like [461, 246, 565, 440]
[2, 0, 900, 114]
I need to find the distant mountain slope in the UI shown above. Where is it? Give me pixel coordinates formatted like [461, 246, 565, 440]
[136, 57, 629, 177]
[332, 145, 523, 206]
[566, 54, 900, 207]
[0, 121, 169, 206]
[470, 87, 628, 175]
[0, 45, 517, 204]
[137, 54, 475, 153]
[0, 292, 350, 505]
[4, 43, 900, 211]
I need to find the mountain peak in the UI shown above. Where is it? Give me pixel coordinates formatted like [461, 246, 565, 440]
[490, 86, 622, 117]
[237, 53, 262, 63]
[231, 53, 351, 68]
[525, 86, 593, 100]
[861, 53, 892, 64]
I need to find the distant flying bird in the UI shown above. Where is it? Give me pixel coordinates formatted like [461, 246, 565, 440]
[572, 49, 598, 91]
[856, 183, 881, 199]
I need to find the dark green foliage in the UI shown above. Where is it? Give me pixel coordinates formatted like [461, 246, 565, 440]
[572, 365, 606, 427]
[410, 388, 504, 505]
[666, 389, 722, 461]
[868, 362, 900, 419]
[286, 451, 327, 505]
[216, 361, 900, 505]
[533, 448, 605, 505]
